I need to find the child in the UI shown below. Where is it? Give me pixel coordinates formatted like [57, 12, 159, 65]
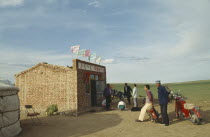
[118, 100, 126, 111]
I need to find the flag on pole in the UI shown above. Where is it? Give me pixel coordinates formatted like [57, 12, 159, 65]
[84, 50, 91, 57]
[71, 45, 80, 54]
[77, 49, 86, 56]
[96, 56, 101, 64]
[90, 53, 97, 60]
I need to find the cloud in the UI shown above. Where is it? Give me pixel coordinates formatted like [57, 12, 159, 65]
[88, 0, 100, 8]
[0, 0, 24, 7]
[104, 0, 210, 83]
[0, 45, 73, 82]
[46, 0, 57, 3]
[0, 0, 209, 83]
[0, 63, 35, 67]
[45, 0, 70, 5]
[101, 59, 115, 64]
[114, 56, 149, 62]
[156, 0, 210, 57]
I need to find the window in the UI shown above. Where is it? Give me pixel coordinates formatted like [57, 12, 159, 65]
[90, 75, 95, 80]
[95, 75, 99, 80]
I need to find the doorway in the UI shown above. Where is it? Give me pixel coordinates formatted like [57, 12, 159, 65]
[91, 80, 97, 106]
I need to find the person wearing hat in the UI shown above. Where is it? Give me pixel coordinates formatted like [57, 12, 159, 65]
[156, 80, 170, 126]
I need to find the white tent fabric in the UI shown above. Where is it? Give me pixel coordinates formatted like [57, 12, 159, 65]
[0, 80, 22, 137]
[0, 79, 13, 86]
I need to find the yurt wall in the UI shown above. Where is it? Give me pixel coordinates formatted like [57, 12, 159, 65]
[0, 80, 22, 137]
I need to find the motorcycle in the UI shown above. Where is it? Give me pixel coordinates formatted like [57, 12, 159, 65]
[147, 106, 160, 123]
[112, 89, 124, 101]
[173, 93, 202, 125]
[142, 98, 160, 123]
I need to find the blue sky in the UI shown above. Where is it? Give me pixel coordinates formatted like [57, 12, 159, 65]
[0, 0, 210, 83]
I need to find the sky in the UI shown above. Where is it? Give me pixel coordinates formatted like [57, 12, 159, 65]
[0, 0, 210, 83]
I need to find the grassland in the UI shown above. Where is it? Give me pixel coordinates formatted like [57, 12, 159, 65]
[111, 80, 210, 106]
[19, 80, 210, 137]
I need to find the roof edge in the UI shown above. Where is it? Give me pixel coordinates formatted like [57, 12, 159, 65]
[15, 63, 73, 77]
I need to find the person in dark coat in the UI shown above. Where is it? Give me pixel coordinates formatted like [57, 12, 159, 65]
[103, 84, 112, 110]
[156, 80, 170, 126]
[124, 83, 132, 105]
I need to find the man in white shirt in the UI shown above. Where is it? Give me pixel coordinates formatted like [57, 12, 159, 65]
[118, 100, 126, 111]
[132, 84, 138, 107]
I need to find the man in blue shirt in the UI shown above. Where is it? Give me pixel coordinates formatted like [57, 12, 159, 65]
[156, 80, 170, 126]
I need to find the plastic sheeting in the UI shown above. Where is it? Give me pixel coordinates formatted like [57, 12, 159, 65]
[0, 80, 22, 137]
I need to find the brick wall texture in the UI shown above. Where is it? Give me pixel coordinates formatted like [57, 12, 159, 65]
[15, 59, 106, 114]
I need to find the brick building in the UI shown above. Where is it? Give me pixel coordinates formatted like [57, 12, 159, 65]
[15, 59, 106, 114]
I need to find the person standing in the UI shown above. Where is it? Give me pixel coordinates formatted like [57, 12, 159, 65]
[132, 84, 138, 107]
[136, 84, 153, 122]
[103, 84, 112, 111]
[124, 83, 132, 105]
[156, 80, 170, 126]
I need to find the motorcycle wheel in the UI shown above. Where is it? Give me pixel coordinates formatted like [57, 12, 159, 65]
[175, 112, 180, 119]
[191, 114, 201, 125]
[155, 119, 159, 123]
[175, 107, 180, 119]
[148, 116, 152, 121]
[178, 110, 184, 120]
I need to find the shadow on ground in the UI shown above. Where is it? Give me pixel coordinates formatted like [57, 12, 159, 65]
[167, 104, 210, 125]
[200, 109, 210, 124]
[18, 112, 122, 137]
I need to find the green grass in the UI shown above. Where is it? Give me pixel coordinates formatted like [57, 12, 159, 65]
[111, 80, 210, 105]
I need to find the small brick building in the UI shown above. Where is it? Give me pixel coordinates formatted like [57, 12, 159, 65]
[15, 59, 106, 114]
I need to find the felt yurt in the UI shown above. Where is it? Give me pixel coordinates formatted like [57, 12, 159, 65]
[0, 79, 22, 137]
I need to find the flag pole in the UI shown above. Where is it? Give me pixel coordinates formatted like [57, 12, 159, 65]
[70, 47, 73, 61]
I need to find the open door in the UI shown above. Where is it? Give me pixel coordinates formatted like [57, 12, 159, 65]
[96, 80, 106, 106]
[91, 80, 97, 106]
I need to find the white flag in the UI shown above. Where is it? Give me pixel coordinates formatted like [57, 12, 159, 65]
[90, 54, 97, 60]
[71, 45, 80, 54]
[96, 56, 101, 64]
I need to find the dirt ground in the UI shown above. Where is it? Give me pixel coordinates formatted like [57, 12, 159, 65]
[18, 101, 210, 137]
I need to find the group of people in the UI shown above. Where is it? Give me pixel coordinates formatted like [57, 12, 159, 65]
[103, 80, 170, 126]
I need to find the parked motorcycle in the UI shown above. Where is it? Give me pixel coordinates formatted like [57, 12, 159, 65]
[173, 93, 202, 125]
[112, 89, 124, 101]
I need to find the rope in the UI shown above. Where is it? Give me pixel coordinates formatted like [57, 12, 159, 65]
[0, 93, 18, 98]
[0, 119, 20, 129]
[0, 109, 20, 113]
[0, 94, 19, 113]
[0, 92, 21, 130]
